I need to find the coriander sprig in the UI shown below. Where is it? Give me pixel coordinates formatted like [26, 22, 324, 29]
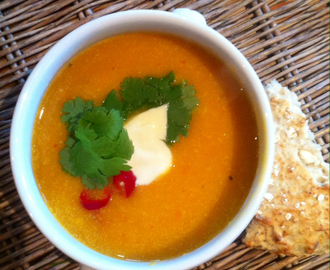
[60, 105, 134, 190]
[103, 72, 200, 144]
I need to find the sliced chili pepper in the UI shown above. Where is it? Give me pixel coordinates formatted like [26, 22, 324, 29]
[113, 171, 137, 198]
[80, 187, 112, 210]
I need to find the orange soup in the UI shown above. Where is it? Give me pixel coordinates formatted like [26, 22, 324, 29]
[32, 32, 259, 261]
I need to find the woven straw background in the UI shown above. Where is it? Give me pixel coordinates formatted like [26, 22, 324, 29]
[0, 0, 329, 269]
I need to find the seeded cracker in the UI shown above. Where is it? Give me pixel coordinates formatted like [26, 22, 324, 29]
[243, 80, 329, 258]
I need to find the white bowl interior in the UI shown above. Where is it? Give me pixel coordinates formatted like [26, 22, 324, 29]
[10, 10, 274, 270]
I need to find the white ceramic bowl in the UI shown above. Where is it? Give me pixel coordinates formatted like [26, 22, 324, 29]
[10, 9, 274, 270]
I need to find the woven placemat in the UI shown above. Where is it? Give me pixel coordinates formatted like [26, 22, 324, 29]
[0, 0, 328, 269]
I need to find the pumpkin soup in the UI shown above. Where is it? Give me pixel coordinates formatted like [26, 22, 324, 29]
[32, 32, 259, 261]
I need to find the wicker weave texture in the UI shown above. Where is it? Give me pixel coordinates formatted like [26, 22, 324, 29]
[0, 0, 328, 269]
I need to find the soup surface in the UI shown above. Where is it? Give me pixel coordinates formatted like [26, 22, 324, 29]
[32, 32, 259, 261]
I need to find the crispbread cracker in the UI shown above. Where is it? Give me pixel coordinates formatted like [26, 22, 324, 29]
[243, 80, 329, 258]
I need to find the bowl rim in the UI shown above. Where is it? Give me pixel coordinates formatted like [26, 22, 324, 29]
[10, 9, 274, 270]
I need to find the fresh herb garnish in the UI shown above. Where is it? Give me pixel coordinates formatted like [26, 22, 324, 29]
[60, 106, 134, 190]
[60, 72, 199, 190]
[103, 72, 200, 144]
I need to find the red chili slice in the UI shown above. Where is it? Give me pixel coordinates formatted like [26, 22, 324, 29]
[80, 187, 112, 210]
[113, 171, 137, 198]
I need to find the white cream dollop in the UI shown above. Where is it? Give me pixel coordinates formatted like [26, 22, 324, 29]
[124, 104, 172, 185]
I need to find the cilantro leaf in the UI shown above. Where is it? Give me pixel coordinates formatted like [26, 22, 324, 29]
[61, 97, 93, 133]
[69, 139, 130, 189]
[141, 84, 161, 107]
[103, 90, 124, 116]
[183, 96, 200, 111]
[79, 107, 124, 141]
[182, 83, 200, 110]
[59, 136, 75, 174]
[181, 83, 195, 97]
[165, 85, 182, 101]
[168, 101, 191, 126]
[112, 129, 134, 160]
[75, 125, 98, 142]
[82, 174, 103, 190]
[75, 126, 116, 157]
[166, 101, 191, 144]
[144, 71, 175, 101]
[166, 119, 189, 143]
[69, 141, 107, 181]
[120, 77, 146, 109]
